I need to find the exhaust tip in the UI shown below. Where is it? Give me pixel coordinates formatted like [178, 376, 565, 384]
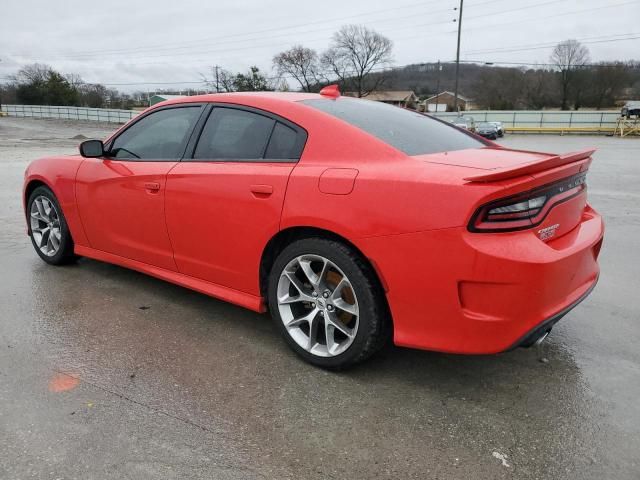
[532, 329, 551, 347]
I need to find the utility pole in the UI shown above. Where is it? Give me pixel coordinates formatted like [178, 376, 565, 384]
[453, 0, 464, 112]
[434, 60, 442, 113]
[214, 65, 220, 93]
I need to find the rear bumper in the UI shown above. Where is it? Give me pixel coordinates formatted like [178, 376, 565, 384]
[359, 205, 604, 354]
[508, 274, 598, 350]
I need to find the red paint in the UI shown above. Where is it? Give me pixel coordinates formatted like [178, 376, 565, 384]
[318, 168, 359, 195]
[75, 159, 178, 270]
[319, 84, 341, 98]
[165, 162, 293, 295]
[48, 373, 79, 392]
[462, 148, 596, 182]
[24, 92, 604, 354]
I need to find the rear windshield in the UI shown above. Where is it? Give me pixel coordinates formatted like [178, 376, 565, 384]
[301, 97, 486, 155]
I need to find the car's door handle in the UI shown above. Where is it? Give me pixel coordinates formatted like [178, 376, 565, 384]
[250, 184, 273, 197]
[144, 182, 161, 192]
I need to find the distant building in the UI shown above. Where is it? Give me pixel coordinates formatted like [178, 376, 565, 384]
[346, 90, 419, 109]
[149, 94, 185, 106]
[423, 91, 476, 112]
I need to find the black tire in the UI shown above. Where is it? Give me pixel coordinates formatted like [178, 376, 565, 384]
[27, 186, 77, 265]
[268, 237, 390, 369]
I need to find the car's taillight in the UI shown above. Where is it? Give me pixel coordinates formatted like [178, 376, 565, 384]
[469, 173, 587, 232]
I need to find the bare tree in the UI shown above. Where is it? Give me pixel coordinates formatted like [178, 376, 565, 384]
[321, 25, 393, 97]
[522, 68, 555, 109]
[587, 62, 630, 109]
[12, 63, 51, 84]
[272, 77, 290, 92]
[78, 83, 109, 108]
[233, 66, 271, 91]
[201, 67, 236, 92]
[218, 69, 236, 92]
[471, 67, 525, 110]
[64, 73, 84, 89]
[273, 45, 322, 92]
[550, 39, 590, 110]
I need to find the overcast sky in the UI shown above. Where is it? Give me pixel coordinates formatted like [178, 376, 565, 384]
[1, 0, 639, 92]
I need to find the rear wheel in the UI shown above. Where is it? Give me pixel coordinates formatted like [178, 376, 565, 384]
[27, 186, 76, 265]
[268, 237, 389, 369]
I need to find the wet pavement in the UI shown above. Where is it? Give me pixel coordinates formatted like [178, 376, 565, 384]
[1, 117, 639, 479]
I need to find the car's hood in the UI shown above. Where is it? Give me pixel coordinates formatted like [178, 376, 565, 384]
[415, 147, 554, 171]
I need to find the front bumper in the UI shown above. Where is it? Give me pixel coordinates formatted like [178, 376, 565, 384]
[477, 131, 497, 139]
[359, 206, 604, 354]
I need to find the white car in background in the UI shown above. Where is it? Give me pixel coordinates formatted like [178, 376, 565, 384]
[451, 116, 476, 132]
[488, 121, 504, 137]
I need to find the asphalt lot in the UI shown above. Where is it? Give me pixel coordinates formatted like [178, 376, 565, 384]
[0, 116, 639, 479]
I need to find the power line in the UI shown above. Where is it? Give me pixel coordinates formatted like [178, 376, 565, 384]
[7, 0, 454, 60]
[450, 0, 638, 34]
[1, 0, 636, 89]
[467, 36, 640, 55]
[7, 0, 521, 62]
[73, 25, 636, 71]
[6, 0, 629, 66]
[465, 32, 640, 55]
[459, 59, 637, 67]
[464, 0, 571, 22]
[8, 19, 457, 65]
[8, 17, 454, 63]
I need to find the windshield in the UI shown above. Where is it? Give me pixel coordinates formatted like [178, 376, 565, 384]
[302, 97, 486, 155]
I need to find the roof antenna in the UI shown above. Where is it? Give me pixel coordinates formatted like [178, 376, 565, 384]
[319, 84, 341, 98]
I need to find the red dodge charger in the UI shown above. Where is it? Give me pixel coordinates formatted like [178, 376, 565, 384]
[23, 86, 604, 368]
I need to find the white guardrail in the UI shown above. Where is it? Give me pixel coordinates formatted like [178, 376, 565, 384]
[0, 104, 139, 123]
[432, 110, 620, 130]
[0, 104, 622, 130]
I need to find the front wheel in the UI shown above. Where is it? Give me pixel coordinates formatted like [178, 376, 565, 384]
[27, 186, 76, 265]
[268, 238, 390, 369]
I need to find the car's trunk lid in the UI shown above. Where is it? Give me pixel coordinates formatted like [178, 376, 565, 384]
[417, 147, 595, 242]
[415, 146, 593, 178]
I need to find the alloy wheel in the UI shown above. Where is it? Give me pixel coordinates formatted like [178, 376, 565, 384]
[30, 195, 62, 257]
[277, 254, 359, 357]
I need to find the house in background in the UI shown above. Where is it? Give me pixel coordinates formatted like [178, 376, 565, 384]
[424, 91, 476, 112]
[346, 90, 419, 109]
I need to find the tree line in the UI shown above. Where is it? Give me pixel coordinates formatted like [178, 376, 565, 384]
[468, 40, 639, 110]
[0, 63, 142, 109]
[1, 26, 638, 111]
[0, 24, 394, 109]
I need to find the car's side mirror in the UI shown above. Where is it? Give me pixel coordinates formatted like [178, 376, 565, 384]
[79, 139, 105, 158]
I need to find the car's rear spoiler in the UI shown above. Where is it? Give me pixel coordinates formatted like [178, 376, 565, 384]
[463, 148, 595, 183]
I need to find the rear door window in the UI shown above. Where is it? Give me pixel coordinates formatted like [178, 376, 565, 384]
[194, 107, 275, 160]
[264, 122, 299, 160]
